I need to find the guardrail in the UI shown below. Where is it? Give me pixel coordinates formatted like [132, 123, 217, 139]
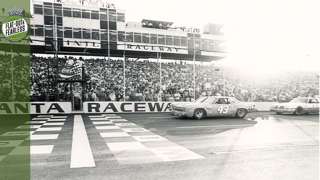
[0, 101, 277, 114]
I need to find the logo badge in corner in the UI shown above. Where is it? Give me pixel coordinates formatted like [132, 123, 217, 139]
[1, 9, 28, 42]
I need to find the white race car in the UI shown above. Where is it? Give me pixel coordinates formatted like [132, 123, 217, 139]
[171, 96, 255, 119]
[271, 97, 319, 115]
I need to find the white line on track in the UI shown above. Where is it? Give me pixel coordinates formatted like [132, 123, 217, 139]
[51, 116, 68, 119]
[31, 145, 54, 155]
[92, 121, 113, 125]
[26, 121, 46, 124]
[88, 115, 105, 118]
[70, 115, 95, 168]
[96, 126, 120, 130]
[36, 127, 62, 132]
[90, 118, 109, 121]
[48, 119, 66, 122]
[142, 116, 173, 119]
[176, 124, 253, 129]
[100, 132, 130, 138]
[30, 134, 59, 140]
[44, 122, 65, 126]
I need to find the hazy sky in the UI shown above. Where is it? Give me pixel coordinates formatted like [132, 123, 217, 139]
[110, 0, 319, 75]
[109, 0, 226, 26]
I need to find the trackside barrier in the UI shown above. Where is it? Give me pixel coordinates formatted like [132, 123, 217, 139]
[0, 102, 72, 114]
[0, 101, 276, 114]
[83, 101, 277, 113]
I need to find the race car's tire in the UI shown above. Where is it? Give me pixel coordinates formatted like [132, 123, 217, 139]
[294, 107, 304, 115]
[194, 109, 206, 120]
[236, 108, 248, 118]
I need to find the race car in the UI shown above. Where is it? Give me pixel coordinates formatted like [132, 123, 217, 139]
[270, 97, 319, 115]
[171, 96, 255, 119]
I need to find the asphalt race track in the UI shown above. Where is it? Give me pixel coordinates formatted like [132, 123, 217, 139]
[1, 112, 318, 180]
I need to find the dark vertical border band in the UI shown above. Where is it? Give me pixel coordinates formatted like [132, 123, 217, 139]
[0, 0, 31, 180]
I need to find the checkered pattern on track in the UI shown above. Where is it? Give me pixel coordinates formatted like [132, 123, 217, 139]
[0, 115, 67, 162]
[0, 114, 204, 168]
[89, 114, 204, 164]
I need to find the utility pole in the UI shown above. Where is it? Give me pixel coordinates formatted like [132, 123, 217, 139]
[123, 31, 126, 101]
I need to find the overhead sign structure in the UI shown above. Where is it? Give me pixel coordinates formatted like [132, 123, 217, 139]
[63, 39, 101, 49]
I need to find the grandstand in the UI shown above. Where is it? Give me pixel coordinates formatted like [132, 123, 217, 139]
[26, 0, 226, 110]
[30, 0, 225, 60]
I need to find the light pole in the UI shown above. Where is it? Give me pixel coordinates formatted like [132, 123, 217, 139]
[123, 31, 126, 101]
[107, 8, 110, 61]
[53, 3, 58, 101]
[158, 51, 162, 101]
[159, 29, 165, 102]
[189, 31, 199, 100]
[10, 50, 14, 100]
[223, 68, 225, 96]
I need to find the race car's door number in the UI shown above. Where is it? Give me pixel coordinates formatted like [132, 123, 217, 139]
[218, 105, 229, 114]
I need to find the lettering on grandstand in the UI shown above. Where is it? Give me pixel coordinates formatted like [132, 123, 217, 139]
[63, 39, 101, 49]
[182, 27, 200, 34]
[83, 102, 172, 113]
[117, 44, 188, 54]
[0, 102, 72, 114]
[62, 0, 116, 8]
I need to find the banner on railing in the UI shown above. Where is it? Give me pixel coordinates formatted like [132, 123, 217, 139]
[0, 102, 72, 114]
[83, 102, 172, 113]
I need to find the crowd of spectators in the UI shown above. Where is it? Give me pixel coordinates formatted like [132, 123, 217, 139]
[0, 53, 29, 101]
[1, 54, 318, 102]
[33, 55, 319, 102]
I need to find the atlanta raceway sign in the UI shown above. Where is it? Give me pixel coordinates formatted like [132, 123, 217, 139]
[83, 102, 172, 113]
[0, 102, 171, 114]
[0, 102, 72, 114]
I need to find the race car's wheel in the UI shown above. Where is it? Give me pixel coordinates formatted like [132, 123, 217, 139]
[236, 108, 248, 118]
[194, 109, 206, 120]
[294, 107, 304, 115]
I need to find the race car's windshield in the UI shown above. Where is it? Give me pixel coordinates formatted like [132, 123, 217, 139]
[195, 96, 209, 103]
[290, 98, 308, 103]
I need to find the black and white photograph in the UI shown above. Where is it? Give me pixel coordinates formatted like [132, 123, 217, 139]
[0, 0, 319, 179]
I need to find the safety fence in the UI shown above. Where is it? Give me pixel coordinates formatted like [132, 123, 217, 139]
[0, 101, 277, 114]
